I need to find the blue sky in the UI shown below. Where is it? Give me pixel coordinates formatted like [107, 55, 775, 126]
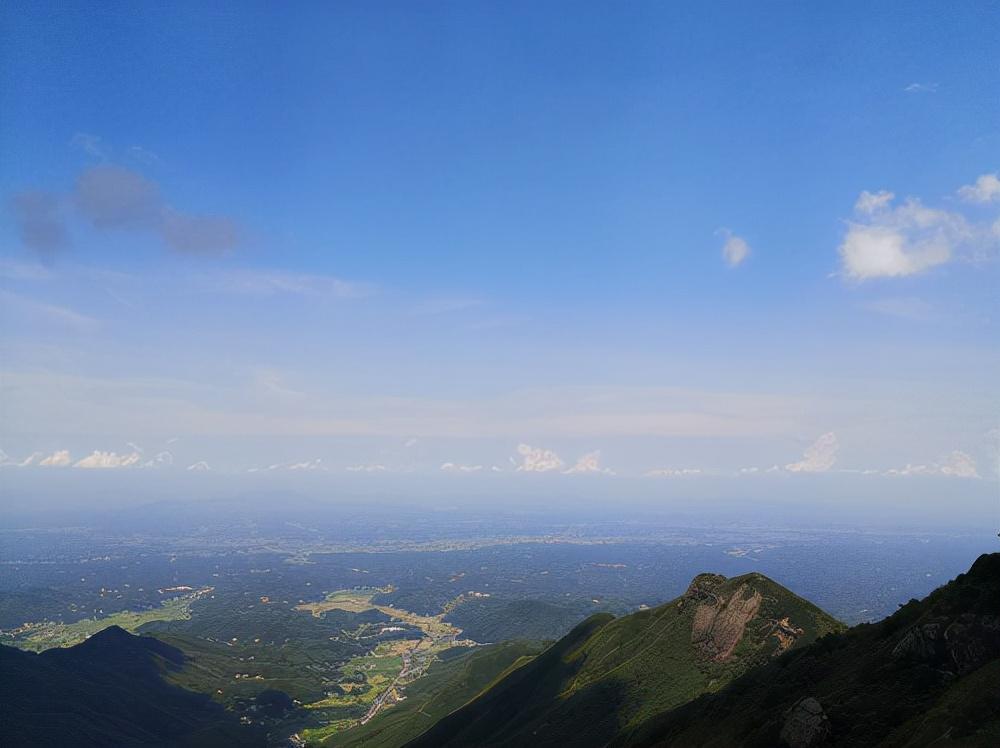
[0, 2, 997, 506]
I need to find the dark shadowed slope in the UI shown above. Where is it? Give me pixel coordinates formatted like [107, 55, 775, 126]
[405, 571, 843, 748]
[625, 552, 1000, 748]
[0, 625, 263, 747]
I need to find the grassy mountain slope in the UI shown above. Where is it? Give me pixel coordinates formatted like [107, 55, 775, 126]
[624, 552, 1000, 748]
[322, 640, 545, 747]
[406, 571, 842, 748]
[0, 625, 263, 747]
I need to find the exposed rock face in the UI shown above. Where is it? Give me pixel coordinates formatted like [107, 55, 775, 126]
[772, 616, 806, 653]
[892, 613, 1000, 675]
[689, 579, 763, 662]
[780, 697, 831, 748]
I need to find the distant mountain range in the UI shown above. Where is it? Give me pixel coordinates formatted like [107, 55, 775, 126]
[2, 555, 998, 747]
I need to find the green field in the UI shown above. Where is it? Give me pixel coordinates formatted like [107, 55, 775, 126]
[320, 641, 545, 747]
[1, 588, 211, 652]
[296, 589, 480, 744]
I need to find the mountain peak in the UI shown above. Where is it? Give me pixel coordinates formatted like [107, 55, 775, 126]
[52, 624, 186, 672]
[406, 570, 843, 748]
[966, 551, 1000, 582]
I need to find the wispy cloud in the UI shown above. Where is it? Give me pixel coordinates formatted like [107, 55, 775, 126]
[785, 432, 839, 473]
[645, 467, 703, 477]
[563, 450, 614, 475]
[126, 145, 161, 166]
[71, 132, 110, 159]
[883, 451, 979, 478]
[345, 463, 387, 473]
[903, 82, 938, 94]
[0, 258, 52, 281]
[0, 290, 98, 332]
[717, 228, 751, 267]
[440, 462, 484, 473]
[214, 269, 371, 298]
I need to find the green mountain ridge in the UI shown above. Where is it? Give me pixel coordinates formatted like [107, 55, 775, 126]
[0, 625, 264, 747]
[403, 554, 1000, 748]
[624, 551, 1000, 747]
[405, 570, 844, 747]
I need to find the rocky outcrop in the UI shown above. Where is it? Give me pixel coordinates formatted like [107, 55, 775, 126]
[892, 613, 1000, 675]
[771, 616, 806, 653]
[690, 580, 763, 662]
[780, 697, 831, 748]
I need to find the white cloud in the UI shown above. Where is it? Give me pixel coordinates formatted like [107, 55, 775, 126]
[514, 443, 564, 472]
[839, 177, 1000, 280]
[186, 461, 211, 471]
[345, 464, 387, 473]
[263, 458, 326, 471]
[884, 451, 979, 479]
[1, 451, 43, 467]
[838, 195, 968, 280]
[958, 173, 1000, 204]
[903, 82, 938, 94]
[288, 459, 326, 471]
[440, 462, 484, 473]
[39, 450, 72, 467]
[143, 451, 174, 468]
[127, 145, 161, 166]
[936, 451, 979, 478]
[644, 467, 702, 477]
[564, 451, 615, 475]
[854, 190, 895, 215]
[717, 229, 751, 267]
[738, 465, 782, 474]
[73, 450, 142, 469]
[247, 458, 326, 472]
[785, 432, 838, 473]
